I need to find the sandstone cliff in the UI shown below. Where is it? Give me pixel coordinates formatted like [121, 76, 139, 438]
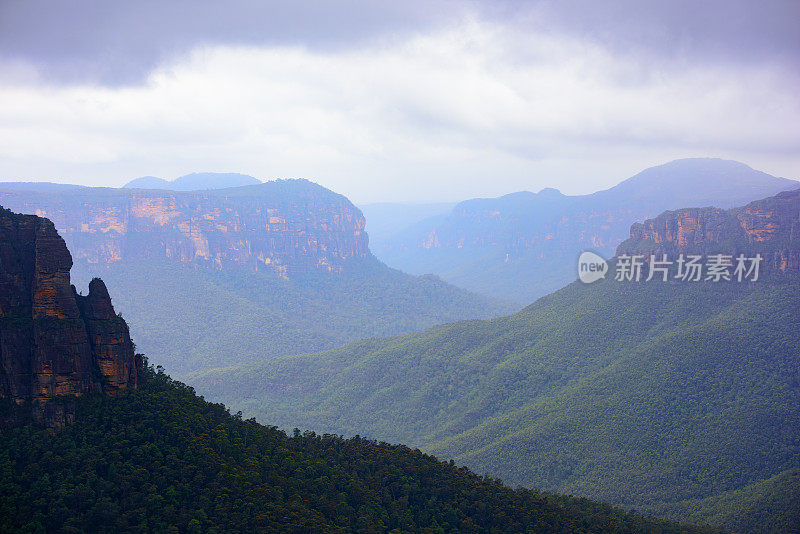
[0, 207, 140, 427]
[617, 188, 800, 273]
[0, 179, 368, 278]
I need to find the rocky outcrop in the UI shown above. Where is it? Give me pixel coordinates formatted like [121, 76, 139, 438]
[617, 188, 800, 273]
[75, 279, 139, 395]
[0, 207, 140, 427]
[0, 179, 368, 278]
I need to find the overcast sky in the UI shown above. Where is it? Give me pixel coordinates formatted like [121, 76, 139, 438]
[1, 0, 798, 202]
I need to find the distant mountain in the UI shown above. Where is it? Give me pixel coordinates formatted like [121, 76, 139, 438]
[123, 172, 261, 190]
[122, 175, 171, 189]
[593, 157, 797, 207]
[375, 158, 799, 304]
[0, 179, 512, 376]
[0, 181, 85, 192]
[359, 201, 456, 246]
[191, 189, 800, 533]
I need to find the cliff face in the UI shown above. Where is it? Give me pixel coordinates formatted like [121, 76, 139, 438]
[0, 179, 368, 278]
[617, 189, 800, 272]
[0, 207, 140, 427]
[76, 279, 139, 395]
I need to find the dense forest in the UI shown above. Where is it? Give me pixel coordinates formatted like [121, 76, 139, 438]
[190, 274, 800, 533]
[0, 363, 719, 533]
[70, 256, 513, 377]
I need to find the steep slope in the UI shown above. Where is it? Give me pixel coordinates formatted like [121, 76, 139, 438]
[652, 468, 800, 534]
[0, 207, 140, 427]
[618, 188, 800, 270]
[123, 172, 261, 190]
[376, 158, 799, 303]
[73, 257, 509, 376]
[0, 180, 511, 376]
[0, 223, 715, 534]
[191, 189, 800, 532]
[0, 365, 719, 534]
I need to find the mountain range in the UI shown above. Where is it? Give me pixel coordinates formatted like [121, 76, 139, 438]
[374, 158, 799, 303]
[0, 205, 717, 533]
[2, 160, 798, 531]
[190, 188, 800, 533]
[0, 179, 511, 376]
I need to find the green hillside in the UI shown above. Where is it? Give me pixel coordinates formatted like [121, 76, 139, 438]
[71, 256, 512, 377]
[652, 468, 800, 534]
[190, 274, 800, 532]
[0, 364, 717, 534]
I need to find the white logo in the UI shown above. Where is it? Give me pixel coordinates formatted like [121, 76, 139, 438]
[578, 252, 608, 283]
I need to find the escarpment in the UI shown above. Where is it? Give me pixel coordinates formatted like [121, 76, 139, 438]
[617, 188, 800, 273]
[0, 179, 369, 277]
[0, 207, 140, 427]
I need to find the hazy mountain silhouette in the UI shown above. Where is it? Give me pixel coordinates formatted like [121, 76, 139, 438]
[375, 158, 799, 304]
[123, 172, 261, 190]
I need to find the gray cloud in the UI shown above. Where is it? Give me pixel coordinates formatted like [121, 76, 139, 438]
[0, 1, 797, 201]
[0, 0, 461, 84]
[1, 0, 797, 86]
[499, 0, 800, 63]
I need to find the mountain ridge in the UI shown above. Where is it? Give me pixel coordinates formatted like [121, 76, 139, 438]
[618, 188, 800, 273]
[375, 158, 799, 303]
[1, 178, 369, 276]
[0, 207, 716, 533]
[0, 179, 513, 376]
[123, 171, 262, 190]
[190, 187, 800, 532]
[0, 363, 721, 533]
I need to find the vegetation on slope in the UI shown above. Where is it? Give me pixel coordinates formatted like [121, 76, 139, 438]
[189, 275, 800, 532]
[651, 468, 800, 534]
[0, 364, 717, 534]
[71, 256, 513, 377]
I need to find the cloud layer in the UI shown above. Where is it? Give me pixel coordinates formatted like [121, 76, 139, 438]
[1, 2, 798, 201]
